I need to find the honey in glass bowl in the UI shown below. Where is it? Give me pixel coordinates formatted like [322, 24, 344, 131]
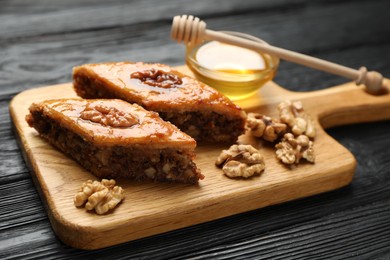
[186, 31, 279, 101]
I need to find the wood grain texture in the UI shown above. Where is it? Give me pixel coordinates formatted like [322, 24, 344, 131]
[2, 0, 390, 258]
[9, 71, 390, 249]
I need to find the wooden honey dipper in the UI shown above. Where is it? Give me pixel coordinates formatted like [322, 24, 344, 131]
[171, 15, 385, 94]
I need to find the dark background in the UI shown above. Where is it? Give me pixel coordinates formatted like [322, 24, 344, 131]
[1, 0, 390, 259]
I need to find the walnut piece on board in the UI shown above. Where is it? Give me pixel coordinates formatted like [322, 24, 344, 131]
[215, 144, 265, 178]
[74, 179, 124, 215]
[278, 100, 316, 139]
[246, 112, 287, 142]
[275, 133, 315, 165]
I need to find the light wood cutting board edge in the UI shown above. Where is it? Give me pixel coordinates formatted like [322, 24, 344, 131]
[9, 66, 390, 249]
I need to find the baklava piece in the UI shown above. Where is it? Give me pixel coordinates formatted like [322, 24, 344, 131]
[26, 99, 204, 184]
[72, 62, 247, 143]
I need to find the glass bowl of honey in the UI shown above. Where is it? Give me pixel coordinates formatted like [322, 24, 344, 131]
[186, 31, 279, 101]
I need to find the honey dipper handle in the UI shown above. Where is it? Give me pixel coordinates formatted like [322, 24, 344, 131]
[172, 15, 384, 94]
[206, 30, 383, 93]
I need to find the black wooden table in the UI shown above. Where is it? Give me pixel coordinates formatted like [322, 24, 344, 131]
[1, 0, 390, 259]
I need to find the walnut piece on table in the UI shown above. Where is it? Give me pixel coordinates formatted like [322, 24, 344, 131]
[246, 112, 287, 142]
[215, 144, 265, 178]
[74, 179, 124, 215]
[275, 133, 315, 165]
[278, 100, 316, 139]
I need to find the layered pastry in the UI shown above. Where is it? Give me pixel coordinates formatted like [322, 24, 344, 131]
[72, 62, 247, 142]
[26, 99, 204, 184]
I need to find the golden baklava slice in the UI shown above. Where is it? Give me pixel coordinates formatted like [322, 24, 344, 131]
[26, 99, 204, 184]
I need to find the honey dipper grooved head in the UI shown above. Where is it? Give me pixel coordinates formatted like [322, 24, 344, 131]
[171, 15, 206, 45]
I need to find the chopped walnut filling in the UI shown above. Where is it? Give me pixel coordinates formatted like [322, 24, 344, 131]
[130, 68, 183, 88]
[278, 100, 316, 139]
[80, 104, 138, 127]
[275, 133, 315, 165]
[74, 179, 124, 215]
[246, 113, 287, 142]
[216, 144, 265, 178]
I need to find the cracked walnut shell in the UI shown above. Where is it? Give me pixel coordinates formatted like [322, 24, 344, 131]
[74, 179, 124, 215]
[216, 144, 265, 178]
[278, 100, 316, 139]
[275, 133, 315, 165]
[246, 113, 287, 142]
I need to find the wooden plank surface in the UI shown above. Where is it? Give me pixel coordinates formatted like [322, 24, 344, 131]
[2, 0, 390, 258]
[9, 69, 390, 248]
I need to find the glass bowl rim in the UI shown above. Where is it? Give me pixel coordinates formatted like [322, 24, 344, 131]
[185, 30, 280, 78]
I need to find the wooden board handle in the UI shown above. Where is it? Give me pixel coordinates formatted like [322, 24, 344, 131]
[275, 79, 390, 129]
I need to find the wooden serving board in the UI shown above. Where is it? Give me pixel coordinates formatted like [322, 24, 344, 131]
[9, 66, 390, 250]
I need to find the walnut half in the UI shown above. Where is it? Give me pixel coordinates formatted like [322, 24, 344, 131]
[80, 104, 138, 128]
[216, 144, 265, 178]
[246, 112, 287, 142]
[278, 100, 316, 139]
[130, 68, 183, 88]
[275, 133, 315, 165]
[74, 179, 125, 215]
